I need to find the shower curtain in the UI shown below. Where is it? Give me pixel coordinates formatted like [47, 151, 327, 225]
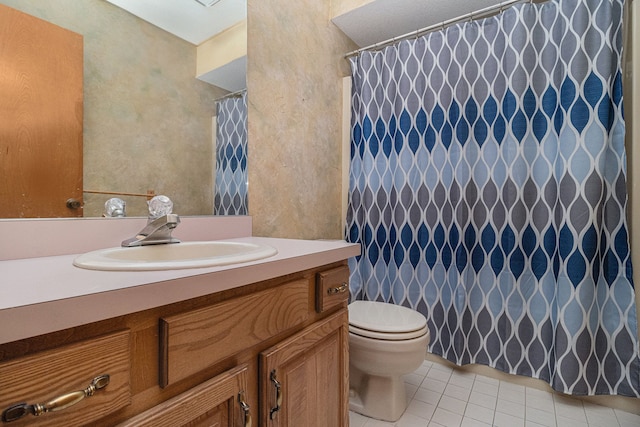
[214, 92, 248, 215]
[346, 0, 640, 396]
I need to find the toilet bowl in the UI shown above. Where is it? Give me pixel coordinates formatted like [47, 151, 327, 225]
[348, 300, 429, 422]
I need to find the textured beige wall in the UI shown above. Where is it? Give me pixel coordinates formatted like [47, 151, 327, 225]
[247, 0, 357, 239]
[0, 0, 225, 217]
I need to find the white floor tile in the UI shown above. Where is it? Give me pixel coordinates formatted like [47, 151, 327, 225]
[363, 418, 397, 426]
[474, 374, 499, 386]
[498, 387, 526, 405]
[444, 382, 472, 401]
[464, 402, 495, 424]
[553, 394, 582, 408]
[552, 401, 585, 422]
[526, 406, 556, 426]
[496, 398, 525, 418]
[499, 381, 526, 393]
[461, 416, 492, 427]
[437, 395, 467, 415]
[615, 409, 640, 427]
[427, 368, 453, 383]
[449, 371, 476, 388]
[584, 403, 621, 426]
[526, 392, 554, 411]
[414, 387, 443, 405]
[583, 403, 616, 417]
[493, 411, 525, 427]
[396, 412, 431, 427]
[405, 372, 426, 387]
[431, 407, 463, 427]
[350, 411, 370, 427]
[472, 380, 499, 397]
[405, 399, 436, 420]
[526, 387, 553, 398]
[414, 361, 432, 376]
[430, 363, 453, 374]
[584, 413, 619, 427]
[422, 378, 448, 394]
[468, 390, 497, 410]
[555, 415, 588, 427]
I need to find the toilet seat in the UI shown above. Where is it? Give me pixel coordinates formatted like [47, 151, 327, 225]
[349, 323, 428, 340]
[348, 301, 428, 341]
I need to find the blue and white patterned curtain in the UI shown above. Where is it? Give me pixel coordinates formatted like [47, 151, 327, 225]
[346, 0, 640, 396]
[215, 91, 248, 215]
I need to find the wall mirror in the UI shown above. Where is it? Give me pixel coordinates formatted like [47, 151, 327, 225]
[0, 0, 247, 218]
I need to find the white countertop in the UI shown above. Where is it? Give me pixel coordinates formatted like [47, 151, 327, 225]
[0, 237, 360, 344]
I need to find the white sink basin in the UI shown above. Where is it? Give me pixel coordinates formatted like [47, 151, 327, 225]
[73, 241, 278, 271]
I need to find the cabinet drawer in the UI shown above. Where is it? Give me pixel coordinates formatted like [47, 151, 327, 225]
[316, 266, 350, 313]
[0, 330, 131, 427]
[160, 279, 309, 387]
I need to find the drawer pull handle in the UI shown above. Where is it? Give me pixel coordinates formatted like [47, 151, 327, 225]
[269, 370, 282, 420]
[1, 375, 110, 423]
[327, 282, 348, 295]
[238, 391, 252, 427]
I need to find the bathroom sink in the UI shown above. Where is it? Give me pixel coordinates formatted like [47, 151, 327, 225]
[73, 241, 278, 271]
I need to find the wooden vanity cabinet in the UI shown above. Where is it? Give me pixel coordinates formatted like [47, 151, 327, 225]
[0, 261, 350, 427]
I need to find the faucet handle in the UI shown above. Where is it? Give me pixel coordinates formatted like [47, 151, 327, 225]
[104, 198, 126, 217]
[148, 195, 173, 219]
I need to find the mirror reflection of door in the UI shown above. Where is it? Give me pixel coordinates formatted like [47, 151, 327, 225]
[0, 4, 83, 218]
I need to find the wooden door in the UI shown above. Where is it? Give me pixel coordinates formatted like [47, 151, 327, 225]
[117, 365, 252, 427]
[0, 5, 83, 218]
[260, 310, 349, 427]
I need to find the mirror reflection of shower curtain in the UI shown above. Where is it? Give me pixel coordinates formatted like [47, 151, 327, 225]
[214, 92, 248, 215]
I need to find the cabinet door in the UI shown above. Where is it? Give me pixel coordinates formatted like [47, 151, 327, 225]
[117, 365, 252, 427]
[260, 310, 349, 427]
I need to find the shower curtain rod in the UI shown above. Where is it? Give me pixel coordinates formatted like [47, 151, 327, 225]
[345, 0, 533, 58]
[215, 88, 246, 102]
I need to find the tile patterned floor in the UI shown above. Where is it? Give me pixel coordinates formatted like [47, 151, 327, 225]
[349, 359, 640, 427]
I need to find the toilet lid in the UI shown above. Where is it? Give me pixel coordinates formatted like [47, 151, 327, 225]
[348, 301, 427, 336]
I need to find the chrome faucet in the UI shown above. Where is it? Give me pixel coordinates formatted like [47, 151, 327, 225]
[121, 213, 181, 247]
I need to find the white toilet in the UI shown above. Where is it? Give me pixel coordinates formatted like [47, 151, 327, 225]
[348, 300, 429, 422]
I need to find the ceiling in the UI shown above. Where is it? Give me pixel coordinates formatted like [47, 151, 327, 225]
[332, 0, 508, 48]
[105, 0, 246, 45]
[105, 0, 508, 48]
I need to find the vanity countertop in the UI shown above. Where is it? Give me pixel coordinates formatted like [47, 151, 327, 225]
[0, 237, 360, 344]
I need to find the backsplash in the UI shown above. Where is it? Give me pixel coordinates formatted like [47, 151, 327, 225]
[0, 216, 252, 260]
